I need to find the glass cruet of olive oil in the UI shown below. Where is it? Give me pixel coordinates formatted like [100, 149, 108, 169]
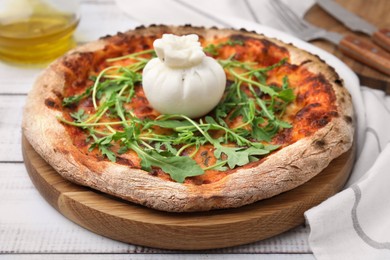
[0, 0, 80, 65]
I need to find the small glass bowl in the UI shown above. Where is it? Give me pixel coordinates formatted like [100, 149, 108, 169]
[0, 0, 80, 65]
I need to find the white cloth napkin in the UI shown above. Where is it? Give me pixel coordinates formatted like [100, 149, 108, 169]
[115, 0, 313, 29]
[306, 88, 390, 260]
[114, 1, 390, 259]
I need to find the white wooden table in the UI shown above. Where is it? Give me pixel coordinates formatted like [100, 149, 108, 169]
[0, 0, 316, 258]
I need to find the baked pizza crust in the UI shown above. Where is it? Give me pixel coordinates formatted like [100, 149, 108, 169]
[23, 25, 354, 212]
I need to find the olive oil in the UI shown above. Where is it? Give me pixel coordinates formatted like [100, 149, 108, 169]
[0, 0, 79, 65]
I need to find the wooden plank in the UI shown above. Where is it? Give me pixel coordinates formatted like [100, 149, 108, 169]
[115, 0, 230, 28]
[0, 163, 137, 254]
[0, 254, 315, 260]
[74, 1, 139, 43]
[0, 95, 26, 162]
[0, 63, 42, 94]
[0, 162, 312, 254]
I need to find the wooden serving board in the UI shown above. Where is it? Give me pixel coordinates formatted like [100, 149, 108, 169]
[22, 135, 355, 250]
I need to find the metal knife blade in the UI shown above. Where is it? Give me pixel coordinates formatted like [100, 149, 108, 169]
[316, 0, 390, 52]
[316, 0, 376, 35]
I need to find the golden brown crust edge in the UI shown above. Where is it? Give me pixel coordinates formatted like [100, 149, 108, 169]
[22, 25, 355, 212]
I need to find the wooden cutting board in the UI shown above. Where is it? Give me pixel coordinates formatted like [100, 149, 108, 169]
[306, 0, 390, 87]
[22, 135, 355, 250]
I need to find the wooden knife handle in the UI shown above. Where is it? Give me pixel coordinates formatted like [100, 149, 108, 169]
[373, 28, 390, 52]
[339, 35, 390, 76]
[357, 73, 390, 95]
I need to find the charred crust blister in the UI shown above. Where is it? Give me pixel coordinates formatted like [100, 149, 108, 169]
[315, 117, 330, 128]
[149, 169, 159, 176]
[231, 34, 249, 42]
[300, 59, 312, 66]
[200, 151, 211, 167]
[344, 115, 353, 124]
[328, 111, 339, 117]
[334, 78, 343, 86]
[53, 90, 63, 100]
[313, 139, 326, 149]
[135, 25, 146, 30]
[296, 103, 321, 118]
[44, 98, 60, 110]
[100, 34, 113, 40]
[44, 98, 56, 108]
[116, 157, 135, 167]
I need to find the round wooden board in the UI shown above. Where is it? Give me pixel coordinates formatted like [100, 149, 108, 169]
[22, 134, 355, 250]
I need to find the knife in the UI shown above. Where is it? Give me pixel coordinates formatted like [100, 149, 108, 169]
[357, 74, 390, 95]
[316, 0, 390, 52]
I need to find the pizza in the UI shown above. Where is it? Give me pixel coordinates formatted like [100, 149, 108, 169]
[22, 25, 354, 212]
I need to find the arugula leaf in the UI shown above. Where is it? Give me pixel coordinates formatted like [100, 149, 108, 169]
[144, 119, 193, 130]
[253, 71, 267, 84]
[70, 109, 88, 123]
[203, 39, 244, 56]
[259, 84, 278, 96]
[89, 134, 117, 162]
[63, 86, 93, 107]
[226, 39, 244, 46]
[274, 119, 292, 129]
[252, 125, 273, 142]
[100, 145, 117, 162]
[203, 44, 218, 56]
[158, 142, 178, 155]
[130, 143, 204, 183]
[151, 152, 204, 183]
[245, 146, 273, 156]
[278, 88, 295, 102]
[214, 144, 270, 169]
[214, 145, 246, 169]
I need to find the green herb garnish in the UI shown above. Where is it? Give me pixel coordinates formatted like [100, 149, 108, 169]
[203, 39, 244, 55]
[59, 43, 294, 183]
